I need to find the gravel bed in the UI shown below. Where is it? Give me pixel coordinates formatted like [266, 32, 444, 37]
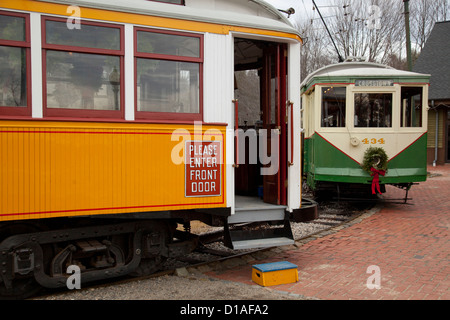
[33, 200, 371, 301]
[33, 221, 332, 301]
[35, 270, 313, 300]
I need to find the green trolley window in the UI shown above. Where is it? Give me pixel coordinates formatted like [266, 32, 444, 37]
[321, 86, 346, 127]
[400, 87, 423, 127]
[354, 93, 392, 128]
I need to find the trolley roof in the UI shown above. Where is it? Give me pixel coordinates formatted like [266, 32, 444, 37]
[301, 61, 430, 93]
[37, 0, 301, 39]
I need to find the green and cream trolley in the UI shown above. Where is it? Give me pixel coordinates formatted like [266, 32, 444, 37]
[301, 61, 430, 198]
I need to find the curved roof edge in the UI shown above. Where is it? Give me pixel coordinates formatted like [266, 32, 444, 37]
[301, 61, 393, 87]
[35, 0, 301, 39]
[301, 61, 430, 89]
[249, 0, 294, 28]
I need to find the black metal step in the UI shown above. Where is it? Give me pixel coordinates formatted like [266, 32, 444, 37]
[225, 196, 294, 250]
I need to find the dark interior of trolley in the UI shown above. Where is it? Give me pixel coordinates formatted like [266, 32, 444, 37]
[233, 38, 288, 206]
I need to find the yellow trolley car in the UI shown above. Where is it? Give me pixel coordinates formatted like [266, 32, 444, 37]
[0, 0, 308, 298]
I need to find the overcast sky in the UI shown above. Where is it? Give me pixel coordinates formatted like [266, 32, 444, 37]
[265, 0, 335, 26]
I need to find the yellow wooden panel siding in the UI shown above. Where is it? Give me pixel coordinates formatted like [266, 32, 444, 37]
[427, 110, 444, 148]
[0, 122, 226, 222]
[1, 0, 302, 43]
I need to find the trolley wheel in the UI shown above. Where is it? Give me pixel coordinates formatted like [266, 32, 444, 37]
[129, 256, 167, 277]
[0, 275, 41, 300]
[129, 221, 172, 277]
[0, 223, 45, 299]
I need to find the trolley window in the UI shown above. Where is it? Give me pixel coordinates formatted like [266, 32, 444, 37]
[400, 87, 423, 127]
[321, 86, 346, 127]
[42, 17, 124, 119]
[136, 31, 200, 58]
[354, 93, 392, 128]
[135, 27, 203, 121]
[0, 11, 31, 116]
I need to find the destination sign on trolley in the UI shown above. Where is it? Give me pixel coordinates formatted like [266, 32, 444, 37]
[185, 141, 221, 197]
[355, 79, 394, 87]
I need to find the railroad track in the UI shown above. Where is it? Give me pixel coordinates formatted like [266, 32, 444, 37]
[171, 200, 372, 268]
[31, 199, 376, 300]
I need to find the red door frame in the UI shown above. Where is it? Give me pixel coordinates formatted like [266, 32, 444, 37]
[278, 44, 288, 206]
[262, 43, 287, 205]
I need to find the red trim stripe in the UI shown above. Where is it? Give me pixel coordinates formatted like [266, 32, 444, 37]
[0, 130, 224, 136]
[0, 201, 226, 217]
[313, 131, 427, 165]
[314, 131, 361, 164]
[388, 132, 427, 162]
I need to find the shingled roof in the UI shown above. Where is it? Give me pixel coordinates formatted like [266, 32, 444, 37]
[413, 21, 450, 101]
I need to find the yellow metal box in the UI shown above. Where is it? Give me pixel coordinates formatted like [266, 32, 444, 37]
[252, 261, 298, 287]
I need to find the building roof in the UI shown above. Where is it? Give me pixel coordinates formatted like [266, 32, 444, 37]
[413, 21, 450, 101]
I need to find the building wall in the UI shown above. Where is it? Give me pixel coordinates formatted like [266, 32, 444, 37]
[427, 102, 450, 165]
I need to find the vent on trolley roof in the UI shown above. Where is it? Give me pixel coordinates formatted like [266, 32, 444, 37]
[147, 0, 185, 5]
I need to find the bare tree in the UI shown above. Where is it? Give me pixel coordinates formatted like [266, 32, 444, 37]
[298, 18, 334, 80]
[327, 0, 404, 64]
[295, 0, 449, 76]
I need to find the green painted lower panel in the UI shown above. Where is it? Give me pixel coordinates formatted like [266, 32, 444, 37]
[314, 173, 427, 184]
[303, 133, 428, 189]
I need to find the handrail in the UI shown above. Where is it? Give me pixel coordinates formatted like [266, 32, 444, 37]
[288, 100, 294, 166]
[232, 99, 239, 168]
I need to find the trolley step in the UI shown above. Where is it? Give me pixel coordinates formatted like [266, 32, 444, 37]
[229, 237, 294, 250]
[224, 196, 294, 250]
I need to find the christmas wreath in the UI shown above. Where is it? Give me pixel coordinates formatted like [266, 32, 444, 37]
[361, 147, 388, 173]
[361, 147, 388, 194]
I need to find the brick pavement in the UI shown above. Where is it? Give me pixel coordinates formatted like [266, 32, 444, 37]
[206, 165, 450, 300]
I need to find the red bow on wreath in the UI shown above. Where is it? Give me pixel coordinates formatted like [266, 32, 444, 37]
[370, 167, 386, 194]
